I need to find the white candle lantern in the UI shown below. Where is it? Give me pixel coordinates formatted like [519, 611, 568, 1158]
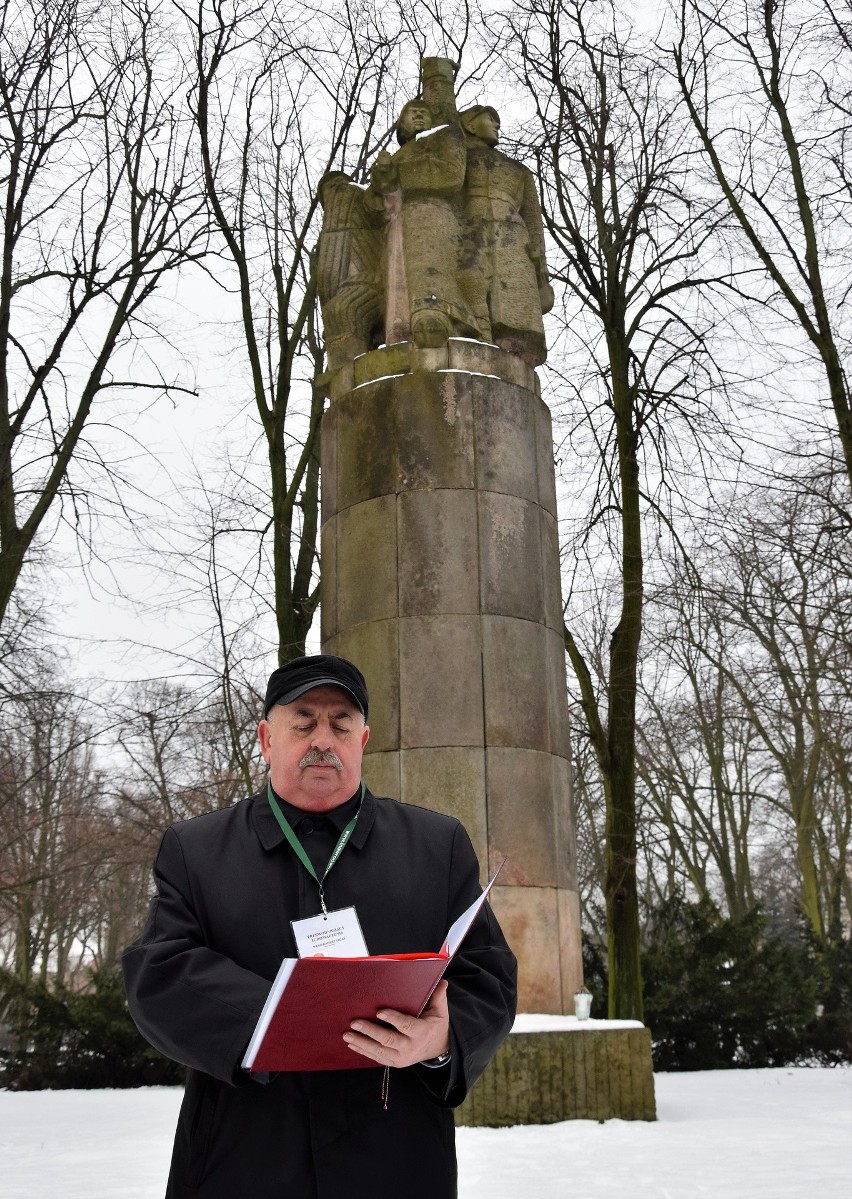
[573, 987, 593, 1021]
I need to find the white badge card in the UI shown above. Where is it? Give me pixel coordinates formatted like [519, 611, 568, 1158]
[291, 907, 369, 959]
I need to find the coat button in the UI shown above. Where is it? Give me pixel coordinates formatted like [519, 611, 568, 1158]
[301, 819, 314, 834]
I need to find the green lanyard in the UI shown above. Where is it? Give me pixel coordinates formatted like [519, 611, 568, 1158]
[267, 781, 364, 916]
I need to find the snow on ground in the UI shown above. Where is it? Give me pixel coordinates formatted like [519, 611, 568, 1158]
[1, 1067, 850, 1198]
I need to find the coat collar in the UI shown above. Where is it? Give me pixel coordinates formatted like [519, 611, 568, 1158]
[250, 784, 378, 852]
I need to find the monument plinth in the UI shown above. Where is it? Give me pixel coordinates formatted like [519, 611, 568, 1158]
[320, 338, 583, 1013]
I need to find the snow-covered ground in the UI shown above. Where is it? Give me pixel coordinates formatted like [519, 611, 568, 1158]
[2, 1067, 850, 1197]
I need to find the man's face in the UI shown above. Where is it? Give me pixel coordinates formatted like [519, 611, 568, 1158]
[469, 110, 500, 146]
[258, 684, 370, 812]
[398, 102, 432, 141]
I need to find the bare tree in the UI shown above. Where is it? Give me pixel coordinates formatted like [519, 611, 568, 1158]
[499, 0, 736, 1017]
[636, 588, 773, 920]
[672, 0, 852, 493]
[64, 802, 153, 975]
[0, 672, 267, 991]
[0, 685, 105, 986]
[113, 677, 263, 835]
[646, 455, 852, 943]
[705, 464, 850, 943]
[176, 0, 403, 663]
[0, 0, 210, 626]
[68, 674, 266, 970]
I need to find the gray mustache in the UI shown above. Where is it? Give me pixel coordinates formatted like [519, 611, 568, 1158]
[299, 749, 343, 769]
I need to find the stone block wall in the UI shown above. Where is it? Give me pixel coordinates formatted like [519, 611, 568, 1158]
[321, 340, 583, 1013]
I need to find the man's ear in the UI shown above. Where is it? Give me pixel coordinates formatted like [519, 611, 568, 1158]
[360, 723, 370, 750]
[258, 719, 272, 763]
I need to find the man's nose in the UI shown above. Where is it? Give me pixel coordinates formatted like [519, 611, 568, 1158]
[311, 721, 334, 749]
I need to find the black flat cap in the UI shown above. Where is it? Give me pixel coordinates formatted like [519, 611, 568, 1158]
[263, 654, 368, 719]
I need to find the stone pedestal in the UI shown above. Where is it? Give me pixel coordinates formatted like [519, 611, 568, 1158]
[321, 339, 583, 1012]
[454, 1022, 657, 1125]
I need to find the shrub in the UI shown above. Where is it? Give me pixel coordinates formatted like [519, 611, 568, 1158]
[582, 898, 852, 1070]
[642, 899, 818, 1071]
[0, 966, 183, 1089]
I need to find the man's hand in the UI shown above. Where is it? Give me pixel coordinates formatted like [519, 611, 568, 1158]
[343, 980, 450, 1068]
[370, 149, 398, 195]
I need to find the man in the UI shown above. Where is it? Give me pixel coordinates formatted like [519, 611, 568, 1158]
[123, 654, 517, 1199]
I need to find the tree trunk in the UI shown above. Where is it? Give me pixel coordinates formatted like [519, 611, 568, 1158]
[605, 333, 644, 1020]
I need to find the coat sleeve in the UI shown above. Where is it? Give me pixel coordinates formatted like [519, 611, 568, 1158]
[418, 822, 518, 1107]
[122, 827, 271, 1085]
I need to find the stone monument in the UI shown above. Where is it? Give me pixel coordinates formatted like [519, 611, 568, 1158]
[317, 58, 655, 1123]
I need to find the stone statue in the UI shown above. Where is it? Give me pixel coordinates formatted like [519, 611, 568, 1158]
[458, 105, 554, 367]
[315, 171, 384, 371]
[370, 99, 480, 348]
[315, 59, 553, 369]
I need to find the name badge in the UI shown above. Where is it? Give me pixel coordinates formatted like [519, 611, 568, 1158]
[291, 906, 369, 958]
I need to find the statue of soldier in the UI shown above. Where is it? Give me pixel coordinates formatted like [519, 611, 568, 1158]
[316, 171, 385, 371]
[316, 61, 554, 372]
[370, 99, 480, 349]
[458, 105, 554, 367]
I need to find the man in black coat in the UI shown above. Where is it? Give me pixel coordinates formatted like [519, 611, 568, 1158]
[123, 654, 517, 1199]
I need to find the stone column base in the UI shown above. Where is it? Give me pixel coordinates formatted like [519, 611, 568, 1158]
[454, 1024, 656, 1125]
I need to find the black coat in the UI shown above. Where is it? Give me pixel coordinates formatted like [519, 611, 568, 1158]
[122, 788, 517, 1199]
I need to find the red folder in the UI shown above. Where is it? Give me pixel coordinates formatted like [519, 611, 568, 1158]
[242, 867, 501, 1072]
